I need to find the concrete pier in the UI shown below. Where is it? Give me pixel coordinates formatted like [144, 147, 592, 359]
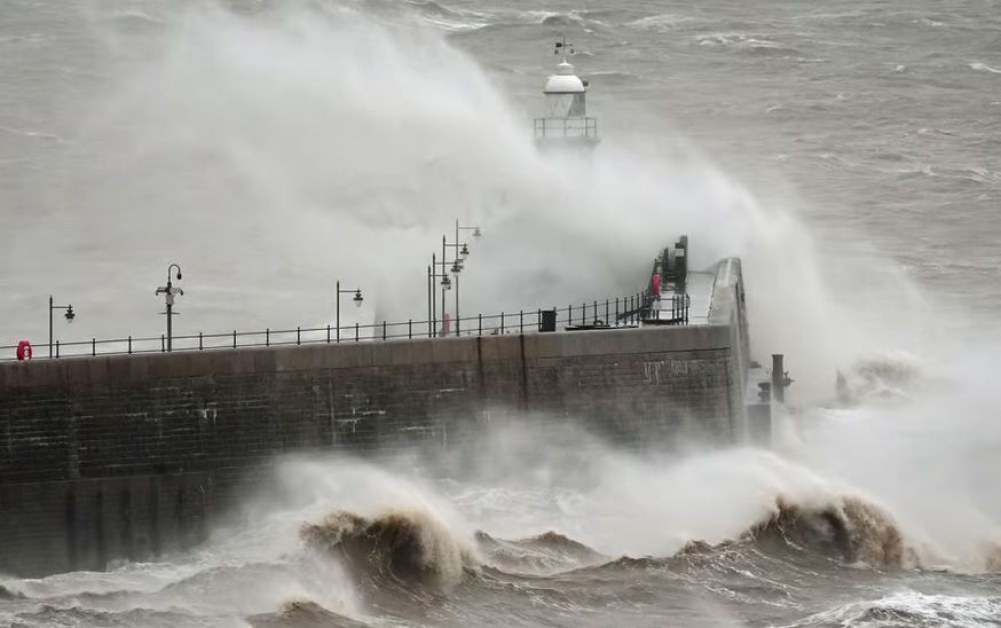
[0, 258, 751, 576]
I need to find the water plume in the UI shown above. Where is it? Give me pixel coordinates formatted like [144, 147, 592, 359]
[0, 0, 932, 400]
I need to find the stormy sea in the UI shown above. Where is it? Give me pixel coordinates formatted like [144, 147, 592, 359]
[2, 0, 1000, 626]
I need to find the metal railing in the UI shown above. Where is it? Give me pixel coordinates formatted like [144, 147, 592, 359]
[1, 293, 690, 362]
[534, 117, 598, 141]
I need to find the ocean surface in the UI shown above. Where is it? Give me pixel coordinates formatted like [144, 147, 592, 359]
[2, 0, 1001, 626]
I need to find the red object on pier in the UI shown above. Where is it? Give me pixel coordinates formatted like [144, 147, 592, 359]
[16, 340, 32, 361]
[651, 273, 661, 297]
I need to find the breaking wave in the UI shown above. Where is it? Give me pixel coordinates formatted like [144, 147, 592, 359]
[695, 32, 802, 56]
[576, 493, 918, 575]
[835, 350, 926, 405]
[474, 530, 604, 574]
[970, 62, 1001, 74]
[626, 14, 702, 32]
[740, 495, 915, 568]
[0, 584, 25, 599]
[789, 592, 1001, 627]
[247, 598, 368, 628]
[301, 509, 477, 591]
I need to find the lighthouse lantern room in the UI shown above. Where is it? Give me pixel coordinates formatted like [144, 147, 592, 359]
[534, 38, 599, 148]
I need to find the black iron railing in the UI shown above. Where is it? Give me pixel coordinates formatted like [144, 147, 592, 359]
[1, 293, 690, 361]
[534, 117, 598, 140]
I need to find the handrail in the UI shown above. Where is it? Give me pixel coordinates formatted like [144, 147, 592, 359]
[534, 116, 598, 140]
[1, 293, 690, 362]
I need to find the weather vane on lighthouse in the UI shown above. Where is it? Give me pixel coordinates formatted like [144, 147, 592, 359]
[534, 36, 599, 149]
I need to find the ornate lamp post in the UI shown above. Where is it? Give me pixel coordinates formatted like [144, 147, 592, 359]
[429, 252, 451, 337]
[336, 280, 363, 343]
[48, 296, 75, 358]
[155, 263, 183, 352]
[447, 220, 480, 337]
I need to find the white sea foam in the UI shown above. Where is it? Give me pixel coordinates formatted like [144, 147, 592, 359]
[970, 62, 1001, 74]
[790, 591, 1001, 628]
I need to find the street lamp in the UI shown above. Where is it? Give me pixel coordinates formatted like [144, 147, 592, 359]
[440, 235, 463, 335]
[447, 221, 482, 337]
[155, 263, 183, 352]
[48, 296, 75, 358]
[428, 252, 452, 337]
[335, 280, 363, 343]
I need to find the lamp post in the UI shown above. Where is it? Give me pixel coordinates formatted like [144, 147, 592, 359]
[448, 220, 480, 337]
[439, 237, 455, 334]
[48, 296, 75, 358]
[155, 263, 183, 352]
[336, 280, 363, 343]
[429, 252, 451, 337]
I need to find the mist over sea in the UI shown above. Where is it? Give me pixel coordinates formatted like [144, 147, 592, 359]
[2, 0, 1001, 626]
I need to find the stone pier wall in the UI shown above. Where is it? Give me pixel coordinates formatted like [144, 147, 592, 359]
[0, 258, 750, 576]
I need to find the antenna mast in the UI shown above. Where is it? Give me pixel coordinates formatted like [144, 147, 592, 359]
[554, 35, 574, 62]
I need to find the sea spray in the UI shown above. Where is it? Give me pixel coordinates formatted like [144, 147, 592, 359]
[0, 1, 928, 400]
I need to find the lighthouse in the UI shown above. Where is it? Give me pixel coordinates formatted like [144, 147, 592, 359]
[534, 38, 599, 149]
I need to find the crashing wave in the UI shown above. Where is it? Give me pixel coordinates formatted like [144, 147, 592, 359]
[970, 62, 1001, 74]
[788, 591, 1001, 627]
[0, 584, 25, 599]
[247, 598, 368, 628]
[835, 351, 925, 405]
[983, 542, 1001, 573]
[578, 494, 917, 574]
[474, 530, 604, 574]
[743, 495, 916, 568]
[301, 509, 476, 591]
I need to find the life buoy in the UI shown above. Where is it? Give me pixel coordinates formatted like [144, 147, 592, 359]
[16, 340, 32, 361]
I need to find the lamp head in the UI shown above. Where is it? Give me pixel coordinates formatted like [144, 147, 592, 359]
[176, 270, 182, 280]
[451, 261, 462, 274]
[472, 227, 482, 238]
[64, 305, 75, 323]
[353, 289, 364, 307]
[441, 275, 452, 290]
[460, 243, 470, 259]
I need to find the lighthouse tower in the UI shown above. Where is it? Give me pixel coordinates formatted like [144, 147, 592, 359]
[534, 38, 599, 149]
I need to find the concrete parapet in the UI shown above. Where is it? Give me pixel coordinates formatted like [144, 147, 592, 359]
[1, 325, 733, 390]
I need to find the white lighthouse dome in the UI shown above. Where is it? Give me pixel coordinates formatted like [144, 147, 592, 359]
[544, 61, 586, 94]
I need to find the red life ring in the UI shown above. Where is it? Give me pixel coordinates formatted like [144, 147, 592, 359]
[16, 340, 32, 361]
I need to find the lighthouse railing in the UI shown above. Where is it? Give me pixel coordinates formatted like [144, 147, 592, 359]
[534, 117, 598, 140]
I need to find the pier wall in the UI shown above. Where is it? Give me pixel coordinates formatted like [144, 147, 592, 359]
[0, 259, 749, 576]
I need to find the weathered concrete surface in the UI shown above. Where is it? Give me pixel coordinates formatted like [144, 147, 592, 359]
[0, 258, 751, 576]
